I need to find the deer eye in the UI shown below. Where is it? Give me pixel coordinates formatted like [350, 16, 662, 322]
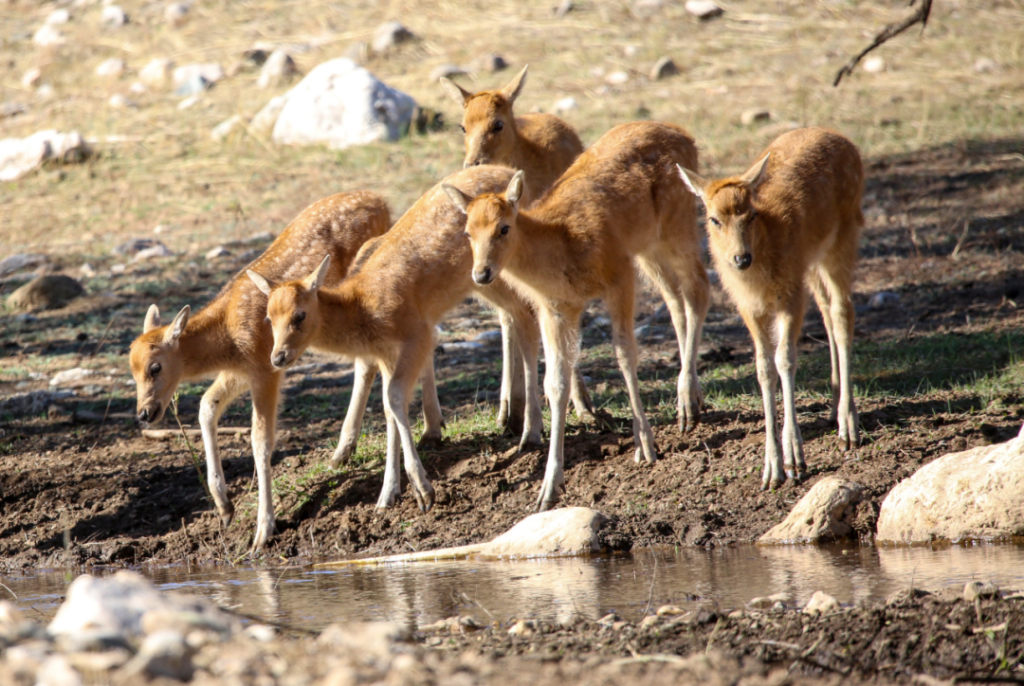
[709, 216, 722, 228]
[148, 362, 161, 377]
[292, 311, 306, 328]
[459, 124, 466, 134]
[499, 224, 510, 236]
[492, 120, 504, 133]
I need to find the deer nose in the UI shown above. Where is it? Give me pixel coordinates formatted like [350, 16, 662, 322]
[137, 409, 148, 422]
[272, 351, 288, 368]
[473, 266, 493, 285]
[138, 403, 158, 423]
[733, 252, 753, 270]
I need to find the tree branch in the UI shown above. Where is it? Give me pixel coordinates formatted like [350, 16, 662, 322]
[833, 0, 933, 87]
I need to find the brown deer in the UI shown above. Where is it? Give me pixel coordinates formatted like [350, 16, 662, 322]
[249, 166, 547, 513]
[677, 127, 863, 489]
[446, 121, 711, 511]
[440, 65, 596, 425]
[129, 191, 443, 551]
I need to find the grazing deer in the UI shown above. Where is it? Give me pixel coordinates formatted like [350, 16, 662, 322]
[446, 121, 711, 511]
[129, 192, 444, 551]
[677, 127, 864, 489]
[440, 65, 596, 425]
[249, 166, 547, 513]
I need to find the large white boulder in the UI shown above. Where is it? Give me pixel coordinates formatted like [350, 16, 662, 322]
[877, 425, 1024, 543]
[272, 58, 415, 150]
[759, 477, 863, 544]
[0, 130, 89, 181]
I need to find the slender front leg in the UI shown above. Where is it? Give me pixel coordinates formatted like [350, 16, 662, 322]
[497, 310, 526, 435]
[198, 372, 248, 527]
[809, 273, 841, 424]
[510, 307, 544, 449]
[570, 366, 597, 423]
[607, 287, 658, 465]
[249, 374, 281, 551]
[536, 306, 576, 511]
[746, 313, 784, 490]
[417, 353, 445, 449]
[332, 357, 378, 468]
[376, 399, 402, 509]
[381, 345, 435, 512]
[829, 280, 859, 449]
[774, 309, 806, 481]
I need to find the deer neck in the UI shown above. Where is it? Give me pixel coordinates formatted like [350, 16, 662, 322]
[177, 305, 234, 378]
[503, 213, 570, 297]
[311, 283, 375, 356]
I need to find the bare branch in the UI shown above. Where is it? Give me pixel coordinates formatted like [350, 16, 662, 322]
[833, 0, 933, 87]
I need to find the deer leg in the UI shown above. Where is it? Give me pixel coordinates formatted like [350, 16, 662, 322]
[198, 371, 248, 527]
[497, 310, 526, 435]
[824, 269, 860, 449]
[416, 351, 445, 450]
[509, 303, 544, 449]
[607, 284, 658, 465]
[536, 305, 576, 511]
[746, 312, 785, 490]
[809, 273, 841, 425]
[333, 357, 377, 468]
[376, 398, 403, 509]
[775, 305, 807, 481]
[249, 374, 281, 551]
[382, 342, 435, 512]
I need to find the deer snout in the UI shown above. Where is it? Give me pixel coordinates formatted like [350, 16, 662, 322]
[472, 266, 494, 285]
[272, 350, 290, 369]
[137, 402, 160, 424]
[733, 252, 753, 270]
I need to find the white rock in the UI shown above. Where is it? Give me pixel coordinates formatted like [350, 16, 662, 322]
[139, 58, 174, 87]
[46, 9, 72, 25]
[0, 253, 46, 278]
[650, 56, 680, 81]
[803, 590, 841, 615]
[741, 108, 771, 125]
[112, 237, 164, 255]
[110, 264, 126, 274]
[868, 291, 900, 309]
[876, 425, 1024, 543]
[211, 115, 243, 141]
[36, 84, 56, 101]
[50, 368, 94, 387]
[33, 25, 67, 47]
[0, 130, 88, 182]
[605, 71, 630, 86]
[22, 68, 43, 88]
[95, 58, 126, 78]
[964, 581, 998, 602]
[552, 96, 578, 114]
[132, 244, 174, 261]
[177, 94, 202, 110]
[79, 263, 97, 278]
[974, 57, 997, 73]
[36, 655, 82, 686]
[101, 5, 129, 27]
[759, 477, 863, 544]
[272, 58, 416, 150]
[685, 0, 723, 19]
[473, 329, 502, 345]
[372, 21, 414, 53]
[863, 56, 885, 73]
[204, 246, 232, 260]
[250, 95, 288, 134]
[129, 82, 147, 94]
[749, 592, 791, 609]
[624, 45, 639, 58]
[172, 63, 224, 88]
[242, 624, 275, 642]
[109, 94, 136, 108]
[165, 2, 189, 26]
[257, 49, 297, 88]
[0, 601, 26, 628]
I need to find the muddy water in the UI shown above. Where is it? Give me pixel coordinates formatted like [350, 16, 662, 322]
[5, 543, 1024, 632]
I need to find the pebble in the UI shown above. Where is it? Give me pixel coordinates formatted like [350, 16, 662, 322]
[178, 94, 202, 110]
[139, 58, 173, 87]
[33, 25, 67, 47]
[597, 613, 619, 626]
[173, 63, 224, 89]
[165, 2, 190, 26]
[372, 21, 415, 53]
[478, 53, 507, 72]
[242, 624, 276, 642]
[109, 94, 136, 108]
[1, 102, 27, 119]
[125, 630, 195, 680]
[863, 56, 886, 73]
[605, 71, 630, 86]
[741, 108, 771, 125]
[650, 56, 680, 81]
[473, 329, 502, 345]
[429, 64, 466, 83]
[868, 291, 900, 309]
[656, 605, 685, 616]
[7, 275, 84, 312]
[175, 74, 211, 96]
[974, 57, 997, 73]
[0, 601, 26, 628]
[50, 368, 94, 387]
[685, 0, 723, 19]
[133, 244, 174, 261]
[36, 655, 82, 686]
[100, 5, 128, 27]
[0, 253, 46, 278]
[46, 9, 72, 25]
[257, 49, 297, 89]
[211, 115, 243, 141]
[205, 246, 232, 260]
[130, 82, 147, 94]
[110, 264, 126, 275]
[79, 263, 97, 278]
[507, 620, 532, 637]
[964, 581, 999, 602]
[639, 614, 660, 628]
[552, 96, 578, 114]
[803, 590, 841, 616]
[95, 58, 125, 78]
[22, 68, 43, 89]
[748, 592, 791, 609]
[36, 84, 56, 101]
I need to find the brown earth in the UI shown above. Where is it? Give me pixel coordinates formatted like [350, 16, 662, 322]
[3, 138, 1024, 570]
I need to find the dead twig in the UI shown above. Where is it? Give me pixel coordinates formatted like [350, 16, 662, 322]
[951, 218, 971, 259]
[641, 553, 658, 619]
[0, 582, 18, 599]
[833, 0, 933, 86]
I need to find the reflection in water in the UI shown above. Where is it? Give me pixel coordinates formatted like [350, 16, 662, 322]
[4, 543, 1024, 632]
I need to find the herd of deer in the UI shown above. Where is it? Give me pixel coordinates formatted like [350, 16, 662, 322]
[128, 66, 865, 550]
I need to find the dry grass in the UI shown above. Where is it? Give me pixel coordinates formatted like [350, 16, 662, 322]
[1, 0, 1022, 254]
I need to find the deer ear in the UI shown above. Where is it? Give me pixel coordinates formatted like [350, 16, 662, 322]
[677, 165, 709, 204]
[164, 305, 190, 345]
[439, 77, 473, 107]
[247, 270, 274, 296]
[303, 255, 331, 292]
[143, 304, 161, 334]
[740, 153, 771, 190]
[442, 183, 472, 214]
[500, 64, 528, 104]
[506, 170, 526, 209]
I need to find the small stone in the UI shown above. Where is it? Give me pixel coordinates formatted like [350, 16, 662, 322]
[178, 94, 201, 109]
[173, 63, 224, 89]
[0, 253, 46, 278]
[36, 655, 82, 686]
[110, 264, 126, 274]
[1, 102, 27, 119]
[100, 5, 128, 27]
[430, 64, 466, 83]
[624, 45, 639, 58]
[372, 21, 415, 53]
[79, 263, 97, 278]
[803, 590, 841, 616]
[0, 601, 26, 628]
[257, 49, 298, 89]
[175, 74, 209, 96]
[605, 71, 630, 86]
[125, 630, 194, 680]
[140, 58, 173, 87]
[130, 82, 147, 94]
[656, 605, 685, 616]
[242, 624, 276, 642]
[96, 58, 126, 78]
[479, 53, 507, 72]
[33, 25, 67, 47]
[473, 329, 502, 345]
[46, 9, 72, 25]
[868, 291, 900, 309]
[650, 56, 680, 81]
[250, 95, 288, 134]
[205, 246, 232, 260]
[109, 94, 136, 108]
[974, 57, 997, 73]
[741, 108, 771, 126]
[112, 237, 164, 255]
[35, 84, 56, 101]
[597, 613, 619, 626]
[165, 2, 190, 26]
[211, 115, 243, 142]
[552, 96, 578, 114]
[863, 56, 885, 73]
[8, 275, 84, 312]
[685, 0, 723, 20]
[964, 581, 999, 602]
[133, 244, 174, 261]
[749, 592, 790, 609]
[50, 368, 94, 387]
[507, 620, 532, 637]
[640, 615, 660, 628]
[22, 68, 43, 89]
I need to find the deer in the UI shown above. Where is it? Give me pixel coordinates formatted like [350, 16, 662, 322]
[677, 126, 864, 490]
[445, 121, 711, 511]
[440, 65, 597, 426]
[249, 165, 549, 514]
[128, 191, 444, 551]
